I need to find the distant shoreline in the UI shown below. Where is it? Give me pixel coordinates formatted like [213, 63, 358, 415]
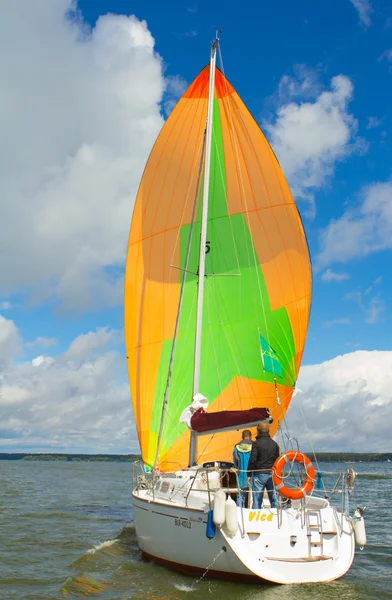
[0, 453, 140, 462]
[0, 452, 391, 462]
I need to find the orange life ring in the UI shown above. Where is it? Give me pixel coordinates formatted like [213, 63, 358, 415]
[272, 451, 315, 500]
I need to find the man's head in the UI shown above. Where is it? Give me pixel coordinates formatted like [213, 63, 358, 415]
[257, 422, 270, 435]
[242, 429, 252, 440]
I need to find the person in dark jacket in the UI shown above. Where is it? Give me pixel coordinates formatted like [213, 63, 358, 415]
[233, 429, 253, 507]
[247, 422, 279, 509]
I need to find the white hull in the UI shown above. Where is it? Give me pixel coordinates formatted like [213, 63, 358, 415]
[132, 469, 357, 584]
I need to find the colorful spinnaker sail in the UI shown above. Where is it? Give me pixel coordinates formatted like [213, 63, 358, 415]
[124, 66, 312, 471]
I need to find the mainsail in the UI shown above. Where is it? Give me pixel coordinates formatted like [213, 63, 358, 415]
[124, 65, 312, 471]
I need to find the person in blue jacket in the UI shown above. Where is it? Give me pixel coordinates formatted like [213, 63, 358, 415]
[233, 430, 253, 507]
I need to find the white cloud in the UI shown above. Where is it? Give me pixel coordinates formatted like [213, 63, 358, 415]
[277, 65, 322, 102]
[266, 74, 360, 215]
[366, 116, 381, 129]
[163, 75, 188, 115]
[0, 1, 165, 311]
[364, 295, 385, 324]
[0, 315, 21, 366]
[286, 350, 392, 451]
[323, 317, 350, 327]
[364, 276, 382, 295]
[26, 337, 58, 348]
[379, 49, 392, 62]
[1, 317, 391, 455]
[0, 320, 136, 453]
[175, 30, 198, 38]
[317, 181, 392, 266]
[321, 268, 350, 283]
[0, 302, 16, 311]
[349, 0, 373, 27]
[344, 290, 362, 303]
[32, 355, 55, 368]
[344, 285, 386, 324]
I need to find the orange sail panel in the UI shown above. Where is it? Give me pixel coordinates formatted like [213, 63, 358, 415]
[124, 66, 312, 471]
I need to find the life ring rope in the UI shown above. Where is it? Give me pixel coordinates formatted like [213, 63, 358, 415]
[272, 450, 316, 500]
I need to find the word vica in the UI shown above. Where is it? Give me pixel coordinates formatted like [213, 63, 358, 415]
[248, 511, 274, 522]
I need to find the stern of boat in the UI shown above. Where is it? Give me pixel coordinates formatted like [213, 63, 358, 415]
[131, 462, 360, 584]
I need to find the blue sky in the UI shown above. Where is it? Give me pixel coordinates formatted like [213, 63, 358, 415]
[0, 0, 391, 453]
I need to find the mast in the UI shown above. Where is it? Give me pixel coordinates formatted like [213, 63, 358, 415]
[189, 33, 219, 467]
[152, 133, 207, 472]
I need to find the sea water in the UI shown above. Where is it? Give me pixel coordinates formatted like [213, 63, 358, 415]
[0, 460, 390, 600]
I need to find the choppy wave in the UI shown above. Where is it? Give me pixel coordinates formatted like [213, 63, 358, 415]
[357, 473, 392, 480]
[63, 518, 391, 600]
[87, 539, 117, 554]
[61, 574, 110, 597]
[174, 583, 196, 592]
[3, 459, 389, 600]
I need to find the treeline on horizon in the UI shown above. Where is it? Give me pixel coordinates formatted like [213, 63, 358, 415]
[312, 452, 392, 462]
[0, 453, 140, 462]
[0, 452, 391, 462]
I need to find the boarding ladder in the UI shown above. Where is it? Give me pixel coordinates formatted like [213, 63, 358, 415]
[306, 510, 324, 557]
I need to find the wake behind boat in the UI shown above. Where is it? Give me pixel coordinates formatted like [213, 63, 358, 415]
[124, 32, 366, 584]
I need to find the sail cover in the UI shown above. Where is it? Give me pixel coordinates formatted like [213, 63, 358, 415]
[191, 407, 271, 434]
[124, 66, 312, 471]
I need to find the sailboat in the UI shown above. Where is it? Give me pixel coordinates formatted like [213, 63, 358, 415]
[124, 34, 366, 584]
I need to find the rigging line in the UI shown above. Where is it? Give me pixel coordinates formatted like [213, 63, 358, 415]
[161, 402, 193, 440]
[232, 108, 275, 357]
[201, 148, 252, 395]
[276, 392, 294, 447]
[169, 106, 207, 267]
[208, 279, 248, 407]
[221, 147, 274, 388]
[163, 285, 197, 404]
[250, 185, 301, 380]
[225, 98, 300, 392]
[219, 102, 258, 323]
[192, 289, 225, 465]
[209, 297, 249, 413]
[279, 394, 321, 489]
[197, 432, 217, 462]
[157, 273, 198, 441]
[210, 127, 249, 405]
[205, 279, 224, 412]
[218, 48, 262, 276]
[211, 126, 241, 275]
[280, 401, 291, 432]
[216, 51, 256, 322]
[190, 39, 220, 471]
[255, 133, 301, 311]
[281, 206, 307, 383]
[143, 101, 205, 374]
[233, 101, 309, 395]
[263, 146, 311, 377]
[140, 89, 189, 220]
[269, 315, 296, 383]
[218, 47, 276, 384]
[153, 131, 207, 471]
[160, 131, 205, 437]
[298, 396, 323, 476]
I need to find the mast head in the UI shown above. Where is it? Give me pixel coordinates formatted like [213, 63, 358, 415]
[211, 25, 222, 52]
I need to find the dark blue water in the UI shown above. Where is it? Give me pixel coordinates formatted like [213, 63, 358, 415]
[0, 460, 390, 599]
